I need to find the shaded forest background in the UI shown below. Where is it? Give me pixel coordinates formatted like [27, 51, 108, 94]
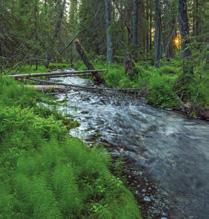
[1, 0, 209, 69]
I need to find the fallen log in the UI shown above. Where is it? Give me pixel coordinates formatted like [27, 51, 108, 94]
[25, 85, 67, 92]
[28, 78, 146, 96]
[8, 69, 106, 80]
[44, 73, 93, 78]
[74, 39, 104, 84]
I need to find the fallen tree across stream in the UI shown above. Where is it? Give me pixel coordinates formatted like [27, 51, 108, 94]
[25, 85, 67, 92]
[28, 78, 146, 96]
[8, 69, 106, 80]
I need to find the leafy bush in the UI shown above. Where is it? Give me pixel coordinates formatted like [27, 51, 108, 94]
[176, 72, 209, 106]
[80, 61, 180, 108]
[146, 72, 180, 107]
[160, 65, 178, 75]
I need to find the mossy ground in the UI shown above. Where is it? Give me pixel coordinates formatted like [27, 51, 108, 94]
[0, 76, 141, 219]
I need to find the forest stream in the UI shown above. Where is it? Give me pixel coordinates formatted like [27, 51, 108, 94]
[54, 74, 209, 219]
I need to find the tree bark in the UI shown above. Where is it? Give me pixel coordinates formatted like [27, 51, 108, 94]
[34, 0, 39, 70]
[149, 0, 153, 52]
[45, 0, 66, 67]
[193, 0, 200, 36]
[74, 39, 103, 83]
[53, 0, 66, 40]
[178, 0, 193, 74]
[145, 0, 150, 55]
[163, 0, 177, 60]
[132, 0, 139, 47]
[10, 69, 106, 79]
[104, 0, 113, 64]
[154, 0, 162, 67]
[69, 0, 78, 30]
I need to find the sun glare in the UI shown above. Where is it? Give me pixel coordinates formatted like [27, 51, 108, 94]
[174, 33, 182, 49]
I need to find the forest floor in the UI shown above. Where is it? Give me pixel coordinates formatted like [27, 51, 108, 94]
[0, 75, 141, 219]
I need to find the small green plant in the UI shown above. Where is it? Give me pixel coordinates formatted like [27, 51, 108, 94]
[146, 72, 180, 107]
[160, 65, 178, 75]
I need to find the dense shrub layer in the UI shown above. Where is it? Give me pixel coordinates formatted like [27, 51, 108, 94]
[0, 76, 141, 219]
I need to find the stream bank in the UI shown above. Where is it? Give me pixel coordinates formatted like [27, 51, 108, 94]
[0, 76, 141, 219]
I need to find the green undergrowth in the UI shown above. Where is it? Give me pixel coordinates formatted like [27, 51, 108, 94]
[4, 63, 70, 74]
[76, 59, 209, 109]
[0, 76, 141, 219]
[75, 60, 181, 108]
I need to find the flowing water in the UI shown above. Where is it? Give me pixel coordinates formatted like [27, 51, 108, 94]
[54, 75, 209, 219]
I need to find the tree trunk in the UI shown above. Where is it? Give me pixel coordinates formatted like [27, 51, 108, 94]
[145, 0, 150, 55]
[74, 39, 103, 84]
[104, 0, 113, 64]
[53, 0, 66, 40]
[149, 0, 153, 52]
[164, 0, 177, 60]
[139, 0, 146, 54]
[132, 0, 139, 47]
[45, 0, 66, 67]
[10, 69, 106, 80]
[178, 0, 193, 74]
[34, 0, 38, 70]
[69, 0, 78, 66]
[69, 0, 78, 30]
[154, 0, 162, 67]
[193, 0, 200, 36]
